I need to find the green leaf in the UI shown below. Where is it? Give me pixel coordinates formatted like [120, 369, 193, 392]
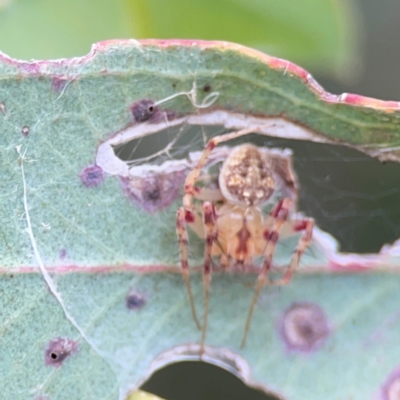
[1, 40, 400, 400]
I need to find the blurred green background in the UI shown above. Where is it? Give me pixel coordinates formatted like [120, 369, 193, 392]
[1, 0, 399, 399]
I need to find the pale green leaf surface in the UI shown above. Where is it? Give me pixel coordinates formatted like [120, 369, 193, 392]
[1, 41, 400, 400]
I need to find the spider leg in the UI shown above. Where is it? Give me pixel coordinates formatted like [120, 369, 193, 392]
[268, 218, 314, 286]
[241, 198, 291, 348]
[200, 201, 218, 354]
[176, 207, 201, 330]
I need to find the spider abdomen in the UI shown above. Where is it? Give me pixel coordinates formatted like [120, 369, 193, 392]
[219, 144, 275, 206]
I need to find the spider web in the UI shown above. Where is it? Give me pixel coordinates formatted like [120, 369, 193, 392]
[105, 86, 400, 254]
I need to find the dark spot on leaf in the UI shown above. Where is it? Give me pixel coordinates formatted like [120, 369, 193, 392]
[381, 366, 400, 400]
[121, 170, 186, 213]
[279, 303, 330, 352]
[9, 274, 13, 278]
[144, 186, 161, 202]
[130, 99, 158, 123]
[172, 83, 177, 88]
[45, 337, 77, 367]
[21, 126, 30, 136]
[59, 249, 67, 259]
[126, 290, 147, 310]
[203, 84, 211, 92]
[79, 165, 104, 188]
[0, 101, 5, 115]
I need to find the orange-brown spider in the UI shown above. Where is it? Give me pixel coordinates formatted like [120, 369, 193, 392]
[176, 127, 314, 350]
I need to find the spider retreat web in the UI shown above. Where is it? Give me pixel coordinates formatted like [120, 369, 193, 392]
[97, 81, 400, 255]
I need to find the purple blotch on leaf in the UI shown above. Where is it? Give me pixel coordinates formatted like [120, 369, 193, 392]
[130, 99, 158, 123]
[51, 77, 69, 92]
[21, 126, 30, 137]
[203, 84, 212, 92]
[279, 303, 330, 352]
[45, 337, 77, 367]
[121, 169, 186, 213]
[19, 62, 41, 74]
[59, 248, 67, 260]
[126, 290, 147, 310]
[79, 164, 104, 188]
[381, 366, 400, 400]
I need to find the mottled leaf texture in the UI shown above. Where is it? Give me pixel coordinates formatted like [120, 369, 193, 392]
[1, 40, 400, 400]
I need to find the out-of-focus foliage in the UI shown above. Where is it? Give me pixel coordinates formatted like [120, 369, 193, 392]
[0, 0, 359, 75]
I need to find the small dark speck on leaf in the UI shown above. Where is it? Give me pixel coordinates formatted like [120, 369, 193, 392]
[126, 290, 147, 310]
[203, 84, 212, 92]
[45, 337, 77, 367]
[9, 274, 13, 278]
[280, 303, 330, 352]
[79, 165, 104, 188]
[59, 249, 67, 259]
[21, 126, 30, 136]
[0, 101, 5, 115]
[144, 186, 161, 202]
[130, 99, 158, 123]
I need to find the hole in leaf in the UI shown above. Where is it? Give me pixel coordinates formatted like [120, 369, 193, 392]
[259, 135, 400, 253]
[109, 123, 400, 252]
[130, 99, 159, 123]
[140, 362, 280, 400]
[44, 337, 77, 367]
[112, 124, 222, 168]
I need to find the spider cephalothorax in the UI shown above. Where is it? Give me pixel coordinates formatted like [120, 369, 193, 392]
[176, 127, 314, 351]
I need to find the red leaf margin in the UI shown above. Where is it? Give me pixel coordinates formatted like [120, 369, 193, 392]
[0, 38, 399, 112]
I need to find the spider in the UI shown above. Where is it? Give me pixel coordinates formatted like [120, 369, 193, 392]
[176, 127, 314, 350]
